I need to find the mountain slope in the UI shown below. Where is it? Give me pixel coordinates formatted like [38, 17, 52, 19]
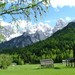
[51, 22, 75, 40]
[1, 22, 75, 63]
[0, 30, 51, 49]
[1, 22, 75, 50]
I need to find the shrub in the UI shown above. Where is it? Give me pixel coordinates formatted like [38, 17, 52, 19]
[12, 54, 24, 65]
[0, 54, 12, 69]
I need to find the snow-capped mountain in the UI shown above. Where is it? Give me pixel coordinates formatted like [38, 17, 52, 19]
[8, 22, 52, 40]
[0, 29, 52, 49]
[0, 20, 53, 49]
[28, 22, 52, 37]
[52, 18, 67, 33]
[0, 20, 52, 42]
[0, 18, 69, 43]
[0, 18, 71, 49]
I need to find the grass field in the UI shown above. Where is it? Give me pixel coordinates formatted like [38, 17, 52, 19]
[0, 63, 75, 75]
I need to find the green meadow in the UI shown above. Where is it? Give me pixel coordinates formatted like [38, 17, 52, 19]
[0, 64, 75, 75]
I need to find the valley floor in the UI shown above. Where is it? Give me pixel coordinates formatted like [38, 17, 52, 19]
[0, 63, 75, 75]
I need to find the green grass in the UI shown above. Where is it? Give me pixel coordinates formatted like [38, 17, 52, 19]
[0, 63, 75, 75]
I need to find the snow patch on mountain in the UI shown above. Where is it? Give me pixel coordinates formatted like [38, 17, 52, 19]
[52, 18, 67, 33]
[0, 20, 52, 41]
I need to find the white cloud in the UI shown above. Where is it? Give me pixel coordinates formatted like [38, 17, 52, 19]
[51, 0, 75, 8]
[12, 20, 32, 28]
[0, 19, 52, 33]
[0, 20, 10, 26]
[65, 17, 71, 21]
[64, 17, 75, 22]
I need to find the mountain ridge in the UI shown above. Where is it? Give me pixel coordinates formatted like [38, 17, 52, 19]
[0, 19, 69, 49]
[1, 21, 75, 63]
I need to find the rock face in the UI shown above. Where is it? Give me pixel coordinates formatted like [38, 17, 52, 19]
[0, 30, 50, 49]
[53, 19, 67, 33]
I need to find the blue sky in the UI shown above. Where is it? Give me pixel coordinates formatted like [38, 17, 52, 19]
[1, 0, 75, 28]
[42, 0, 75, 27]
[39, 6, 75, 27]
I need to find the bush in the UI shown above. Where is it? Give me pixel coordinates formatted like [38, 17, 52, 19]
[12, 54, 24, 65]
[0, 54, 12, 69]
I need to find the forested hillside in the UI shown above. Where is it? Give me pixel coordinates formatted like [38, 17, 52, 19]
[1, 22, 75, 63]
